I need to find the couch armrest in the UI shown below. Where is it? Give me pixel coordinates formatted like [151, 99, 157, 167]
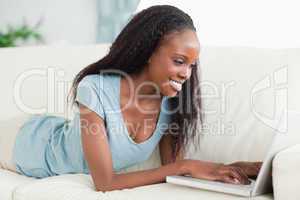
[272, 144, 300, 200]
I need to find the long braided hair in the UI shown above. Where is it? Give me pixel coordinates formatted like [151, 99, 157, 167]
[69, 5, 202, 161]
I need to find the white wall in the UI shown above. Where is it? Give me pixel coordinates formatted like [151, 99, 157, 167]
[137, 0, 300, 48]
[1, 0, 298, 47]
[0, 0, 98, 45]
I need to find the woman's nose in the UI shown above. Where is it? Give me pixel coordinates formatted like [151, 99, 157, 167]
[179, 66, 191, 80]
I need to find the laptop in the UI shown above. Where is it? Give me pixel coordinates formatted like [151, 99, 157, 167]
[166, 110, 300, 197]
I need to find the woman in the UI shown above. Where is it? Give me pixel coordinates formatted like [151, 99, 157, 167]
[0, 5, 261, 192]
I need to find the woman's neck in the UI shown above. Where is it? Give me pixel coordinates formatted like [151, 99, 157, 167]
[121, 71, 163, 102]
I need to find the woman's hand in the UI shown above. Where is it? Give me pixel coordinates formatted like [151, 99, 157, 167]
[184, 160, 251, 185]
[228, 161, 262, 179]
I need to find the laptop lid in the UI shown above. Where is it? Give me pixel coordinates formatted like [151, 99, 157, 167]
[252, 110, 300, 196]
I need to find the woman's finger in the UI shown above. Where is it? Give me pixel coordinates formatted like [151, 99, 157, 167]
[234, 167, 250, 184]
[222, 175, 240, 184]
[255, 162, 263, 170]
[226, 168, 244, 184]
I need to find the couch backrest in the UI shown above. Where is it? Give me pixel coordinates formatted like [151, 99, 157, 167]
[1, 44, 299, 164]
[187, 47, 300, 163]
[0, 44, 110, 120]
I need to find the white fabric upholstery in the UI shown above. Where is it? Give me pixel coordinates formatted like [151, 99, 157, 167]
[0, 114, 33, 172]
[13, 176, 273, 200]
[12, 148, 273, 200]
[273, 144, 300, 200]
[186, 46, 294, 164]
[0, 169, 34, 200]
[0, 44, 110, 121]
[1, 44, 299, 200]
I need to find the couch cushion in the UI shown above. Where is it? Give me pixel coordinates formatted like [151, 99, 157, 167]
[273, 144, 300, 200]
[98, 183, 273, 200]
[13, 174, 99, 200]
[0, 169, 34, 200]
[11, 147, 273, 200]
[13, 172, 273, 200]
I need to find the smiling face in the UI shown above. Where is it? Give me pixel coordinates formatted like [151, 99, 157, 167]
[146, 29, 200, 97]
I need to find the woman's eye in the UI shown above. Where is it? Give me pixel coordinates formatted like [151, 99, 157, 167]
[174, 59, 184, 65]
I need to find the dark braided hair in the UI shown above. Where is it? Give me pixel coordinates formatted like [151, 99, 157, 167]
[69, 5, 202, 162]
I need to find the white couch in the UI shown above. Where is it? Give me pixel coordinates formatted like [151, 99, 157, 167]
[0, 44, 299, 200]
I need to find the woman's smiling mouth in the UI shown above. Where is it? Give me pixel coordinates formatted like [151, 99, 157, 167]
[169, 79, 183, 91]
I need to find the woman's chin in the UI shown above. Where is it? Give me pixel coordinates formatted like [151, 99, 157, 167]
[169, 92, 178, 97]
[165, 88, 179, 97]
[160, 84, 180, 97]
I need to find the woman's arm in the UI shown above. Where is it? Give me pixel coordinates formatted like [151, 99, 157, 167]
[79, 104, 250, 192]
[79, 104, 189, 192]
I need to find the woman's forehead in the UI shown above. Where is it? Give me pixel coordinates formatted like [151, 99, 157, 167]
[160, 30, 200, 57]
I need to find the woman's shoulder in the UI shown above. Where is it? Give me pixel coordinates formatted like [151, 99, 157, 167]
[78, 74, 119, 90]
[75, 73, 120, 118]
[79, 73, 112, 83]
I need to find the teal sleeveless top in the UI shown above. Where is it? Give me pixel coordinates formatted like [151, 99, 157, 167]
[13, 74, 171, 178]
